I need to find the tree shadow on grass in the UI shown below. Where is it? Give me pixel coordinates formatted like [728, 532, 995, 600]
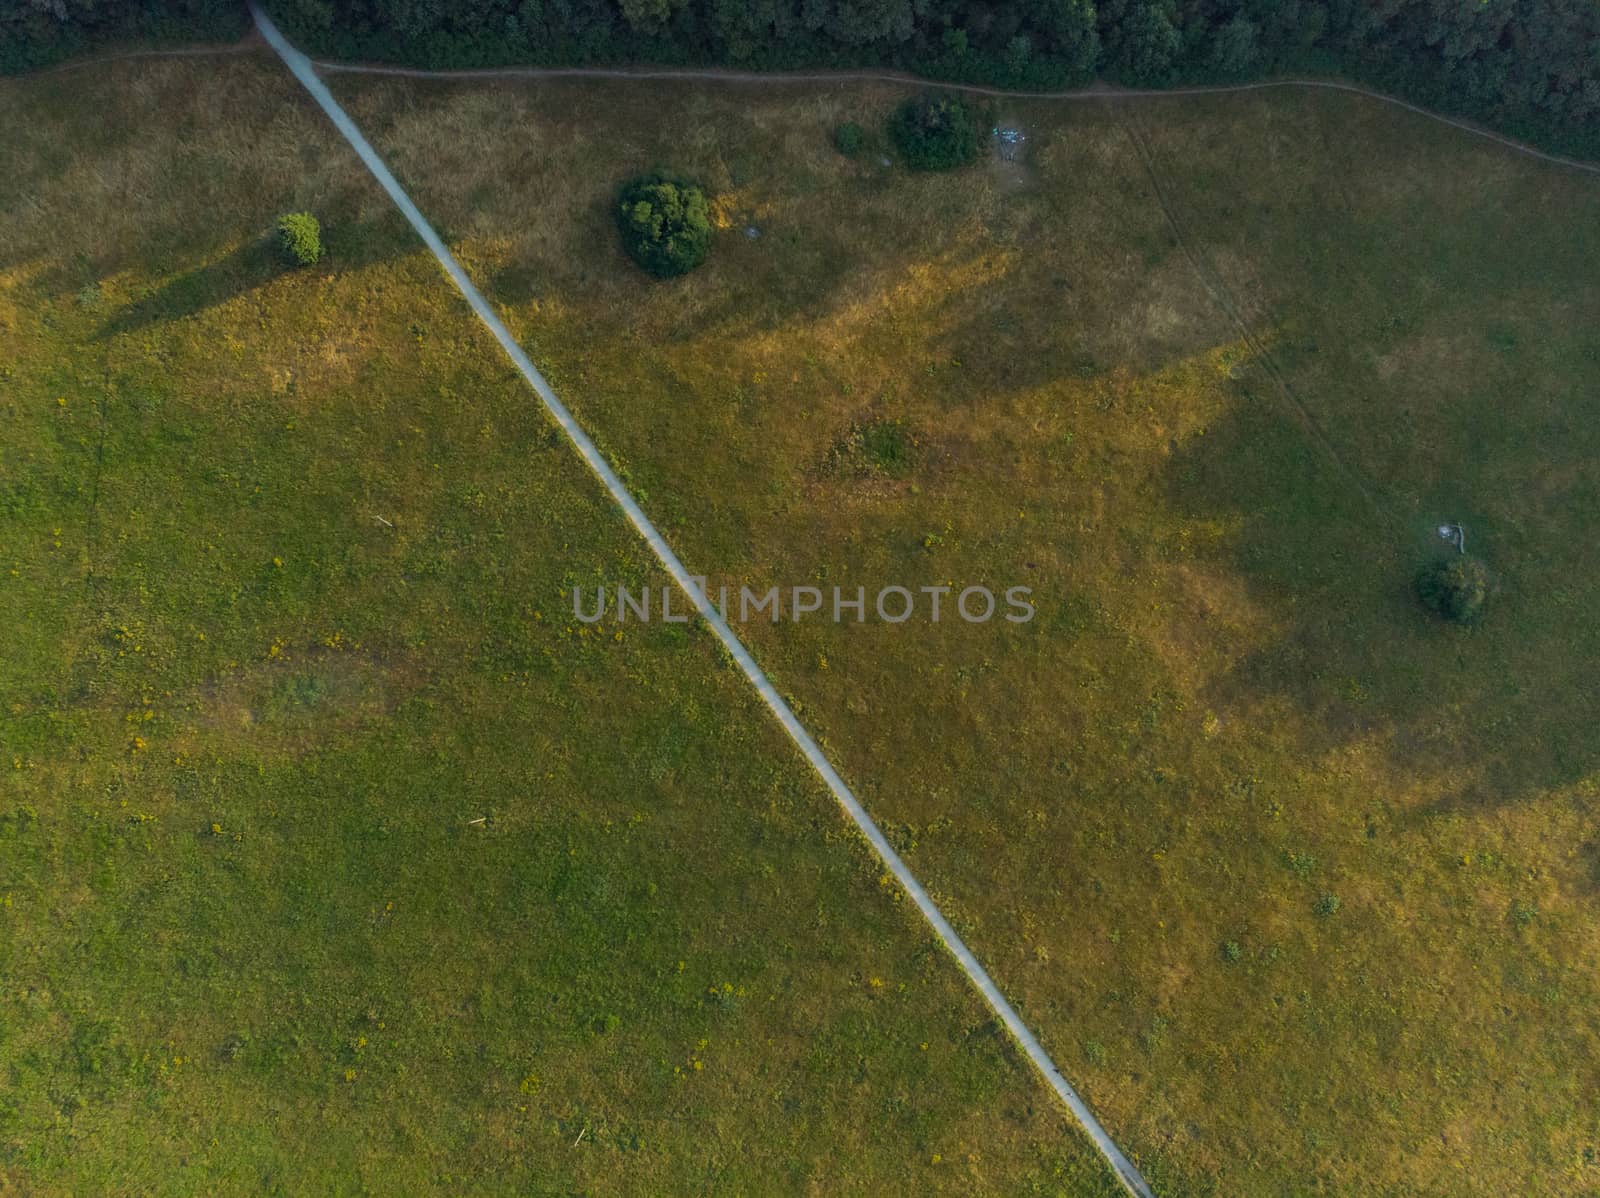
[476, 183, 874, 354]
[95, 212, 418, 339]
[1163, 386, 1600, 816]
[95, 237, 280, 339]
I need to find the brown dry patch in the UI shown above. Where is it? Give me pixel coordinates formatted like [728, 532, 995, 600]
[1101, 259, 1249, 371]
[177, 645, 425, 758]
[1371, 332, 1479, 386]
[708, 188, 772, 232]
[774, 247, 1019, 358]
[0, 264, 41, 334]
[0, 58, 361, 283]
[1145, 560, 1277, 700]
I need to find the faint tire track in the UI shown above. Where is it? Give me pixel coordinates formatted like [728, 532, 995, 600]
[1115, 104, 1394, 524]
[13, 37, 262, 81]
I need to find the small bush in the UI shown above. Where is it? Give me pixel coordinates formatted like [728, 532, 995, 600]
[1220, 939, 1242, 963]
[220, 1032, 250, 1063]
[1284, 850, 1317, 880]
[824, 419, 915, 479]
[1417, 556, 1488, 623]
[862, 422, 910, 474]
[276, 212, 323, 267]
[614, 173, 712, 279]
[888, 93, 981, 171]
[1314, 894, 1341, 918]
[833, 122, 865, 156]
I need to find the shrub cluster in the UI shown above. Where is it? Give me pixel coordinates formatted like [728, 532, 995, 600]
[833, 122, 866, 157]
[1417, 556, 1488, 624]
[888, 93, 982, 171]
[614, 175, 712, 278]
[276, 212, 324, 267]
[824, 419, 914, 478]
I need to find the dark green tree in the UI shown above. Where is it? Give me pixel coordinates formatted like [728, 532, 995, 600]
[614, 174, 713, 278]
[888, 92, 982, 170]
[1417, 556, 1489, 624]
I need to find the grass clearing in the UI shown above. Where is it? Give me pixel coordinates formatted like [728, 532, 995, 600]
[0, 56, 1125, 1196]
[328, 70, 1600, 1195]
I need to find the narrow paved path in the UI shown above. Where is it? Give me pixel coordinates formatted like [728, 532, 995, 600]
[248, 4, 1158, 1195]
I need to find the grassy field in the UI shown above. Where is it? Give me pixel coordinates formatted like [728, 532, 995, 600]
[0, 58, 1131, 1196]
[325, 70, 1600, 1195]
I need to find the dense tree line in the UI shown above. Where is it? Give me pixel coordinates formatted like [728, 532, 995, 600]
[0, 1, 245, 72]
[5, 1, 1598, 158]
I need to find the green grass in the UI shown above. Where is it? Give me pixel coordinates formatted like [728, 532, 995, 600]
[0, 57, 1125, 1196]
[324, 70, 1600, 1196]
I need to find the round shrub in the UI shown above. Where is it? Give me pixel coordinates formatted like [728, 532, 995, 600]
[614, 174, 712, 279]
[833, 121, 865, 157]
[276, 212, 323, 267]
[1417, 556, 1488, 623]
[888, 93, 981, 171]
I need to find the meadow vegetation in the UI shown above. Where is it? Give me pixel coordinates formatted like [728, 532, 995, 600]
[328, 69, 1600, 1196]
[0, 56, 1125, 1196]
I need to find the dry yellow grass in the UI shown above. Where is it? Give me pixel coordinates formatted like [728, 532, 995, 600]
[0, 56, 1125, 1197]
[326, 69, 1600, 1196]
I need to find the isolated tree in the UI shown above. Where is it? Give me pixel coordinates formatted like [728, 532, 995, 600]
[1417, 556, 1488, 623]
[614, 174, 712, 278]
[888, 92, 981, 170]
[276, 212, 323, 267]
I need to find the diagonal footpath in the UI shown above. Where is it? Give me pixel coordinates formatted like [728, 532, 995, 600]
[248, 5, 1156, 1194]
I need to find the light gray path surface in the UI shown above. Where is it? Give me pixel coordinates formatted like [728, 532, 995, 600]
[249, 3, 1157, 1195]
